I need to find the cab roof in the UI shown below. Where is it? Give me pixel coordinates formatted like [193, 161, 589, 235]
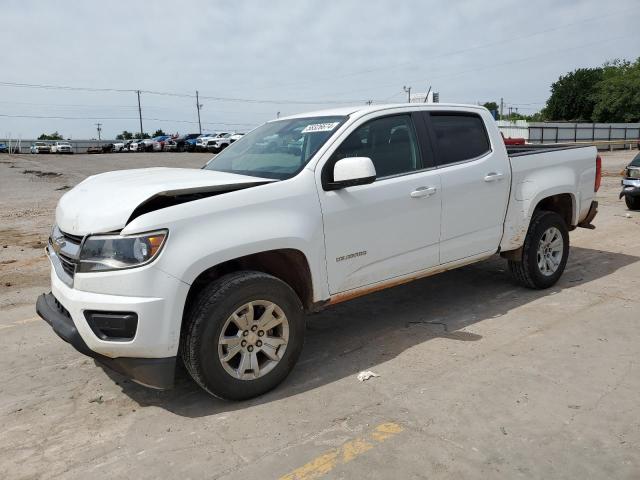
[277, 103, 487, 122]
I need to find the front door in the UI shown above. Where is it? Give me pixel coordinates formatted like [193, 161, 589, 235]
[317, 113, 442, 294]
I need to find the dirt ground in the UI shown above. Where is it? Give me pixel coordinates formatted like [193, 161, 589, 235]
[0, 150, 639, 479]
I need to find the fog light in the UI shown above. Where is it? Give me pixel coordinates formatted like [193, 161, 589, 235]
[84, 311, 138, 341]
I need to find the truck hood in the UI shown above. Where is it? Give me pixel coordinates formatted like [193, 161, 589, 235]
[56, 167, 274, 235]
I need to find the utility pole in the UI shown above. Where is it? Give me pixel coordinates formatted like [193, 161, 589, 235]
[195, 90, 202, 134]
[403, 85, 412, 103]
[136, 90, 144, 137]
[95, 122, 102, 144]
[499, 97, 504, 121]
[276, 111, 280, 119]
[423, 85, 432, 103]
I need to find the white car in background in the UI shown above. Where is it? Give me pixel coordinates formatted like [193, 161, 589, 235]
[204, 133, 236, 153]
[196, 132, 228, 152]
[30, 142, 51, 154]
[50, 141, 73, 154]
[113, 142, 125, 152]
[129, 140, 145, 152]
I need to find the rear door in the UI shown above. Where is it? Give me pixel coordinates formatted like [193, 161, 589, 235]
[316, 113, 442, 294]
[420, 111, 511, 264]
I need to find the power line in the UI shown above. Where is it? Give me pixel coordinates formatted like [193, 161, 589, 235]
[0, 80, 368, 105]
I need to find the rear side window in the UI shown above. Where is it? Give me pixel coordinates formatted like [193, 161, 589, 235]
[430, 114, 490, 166]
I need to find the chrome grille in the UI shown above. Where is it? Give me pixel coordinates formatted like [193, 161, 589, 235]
[48, 226, 83, 286]
[58, 251, 77, 277]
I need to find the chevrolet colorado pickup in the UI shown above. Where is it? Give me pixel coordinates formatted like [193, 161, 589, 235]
[37, 104, 600, 400]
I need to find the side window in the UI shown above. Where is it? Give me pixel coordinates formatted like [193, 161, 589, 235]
[328, 115, 422, 180]
[430, 114, 491, 166]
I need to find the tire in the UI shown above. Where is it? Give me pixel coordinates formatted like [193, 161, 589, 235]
[181, 271, 305, 400]
[508, 210, 569, 289]
[625, 194, 640, 211]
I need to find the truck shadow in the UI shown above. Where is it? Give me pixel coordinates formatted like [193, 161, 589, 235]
[102, 245, 638, 417]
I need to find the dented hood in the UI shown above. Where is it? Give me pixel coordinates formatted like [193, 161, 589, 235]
[56, 167, 273, 235]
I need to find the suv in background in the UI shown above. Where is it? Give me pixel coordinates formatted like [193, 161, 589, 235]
[620, 152, 640, 210]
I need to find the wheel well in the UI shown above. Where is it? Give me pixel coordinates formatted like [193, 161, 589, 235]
[184, 249, 314, 318]
[534, 193, 574, 228]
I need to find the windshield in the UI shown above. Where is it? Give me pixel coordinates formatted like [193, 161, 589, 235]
[204, 115, 347, 180]
[630, 153, 640, 167]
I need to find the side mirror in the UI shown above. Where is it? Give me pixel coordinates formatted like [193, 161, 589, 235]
[325, 157, 376, 191]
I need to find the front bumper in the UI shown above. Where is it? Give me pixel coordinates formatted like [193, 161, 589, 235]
[36, 293, 175, 388]
[36, 250, 190, 389]
[620, 178, 640, 198]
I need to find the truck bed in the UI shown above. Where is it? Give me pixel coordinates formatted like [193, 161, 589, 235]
[506, 143, 588, 157]
[499, 143, 598, 252]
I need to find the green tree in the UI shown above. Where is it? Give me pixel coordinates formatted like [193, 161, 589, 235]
[37, 131, 63, 140]
[116, 130, 134, 140]
[591, 58, 640, 122]
[134, 132, 151, 139]
[152, 129, 166, 137]
[483, 101, 498, 112]
[542, 67, 603, 121]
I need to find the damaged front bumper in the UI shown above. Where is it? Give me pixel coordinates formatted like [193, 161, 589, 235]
[36, 292, 176, 389]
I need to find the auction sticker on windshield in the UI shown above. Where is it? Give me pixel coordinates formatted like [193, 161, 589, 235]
[301, 122, 340, 133]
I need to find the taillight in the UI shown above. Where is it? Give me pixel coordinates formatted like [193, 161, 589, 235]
[595, 155, 602, 192]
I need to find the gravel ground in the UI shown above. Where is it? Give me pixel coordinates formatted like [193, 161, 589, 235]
[0, 149, 638, 479]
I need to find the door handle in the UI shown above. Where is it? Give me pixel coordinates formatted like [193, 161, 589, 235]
[410, 186, 437, 198]
[484, 172, 504, 182]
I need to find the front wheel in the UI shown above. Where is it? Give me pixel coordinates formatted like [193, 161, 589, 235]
[508, 210, 569, 289]
[181, 271, 305, 400]
[625, 194, 640, 211]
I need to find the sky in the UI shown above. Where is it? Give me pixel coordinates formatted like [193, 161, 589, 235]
[1, 0, 638, 139]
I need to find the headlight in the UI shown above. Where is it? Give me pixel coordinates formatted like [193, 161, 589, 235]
[628, 168, 640, 179]
[78, 230, 167, 273]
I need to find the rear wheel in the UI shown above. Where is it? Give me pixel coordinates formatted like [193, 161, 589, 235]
[508, 210, 569, 289]
[625, 194, 640, 211]
[181, 271, 305, 400]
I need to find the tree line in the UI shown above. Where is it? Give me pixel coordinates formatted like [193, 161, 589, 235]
[484, 57, 639, 123]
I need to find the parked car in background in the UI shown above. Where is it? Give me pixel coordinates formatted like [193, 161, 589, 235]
[37, 104, 600, 400]
[30, 142, 51, 154]
[501, 132, 526, 146]
[129, 139, 145, 152]
[175, 133, 200, 152]
[50, 141, 74, 154]
[113, 142, 125, 152]
[197, 132, 228, 152]
[229, 133, 244, 143]
[620, 152, 640, 210]
[185, 133, 214, 152]
[205, 133, 237, 153]
[163, 139, 178, 151]
[122, 139, 139, 151]
[0, 143, 8, 153]
[152, 135, 172, 151]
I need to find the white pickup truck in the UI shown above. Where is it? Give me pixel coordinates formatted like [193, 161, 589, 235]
[37, 104, 600, 400]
